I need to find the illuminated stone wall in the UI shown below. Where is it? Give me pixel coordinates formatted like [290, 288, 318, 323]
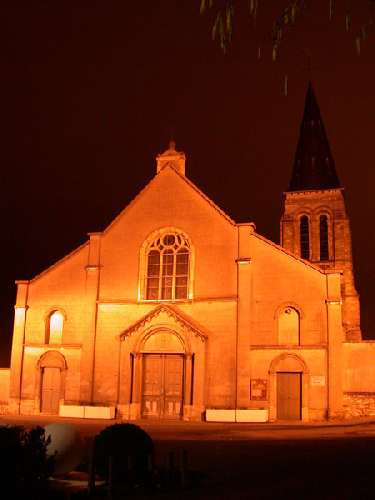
[0, 368, 10, 414]
[6, 152, 375, 421]
[343, 393, 375, 418]
[281, 189, 361, 341]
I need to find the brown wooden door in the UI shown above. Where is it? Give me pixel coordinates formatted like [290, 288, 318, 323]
[142, 354, 184, 419]
[41, 367, 61, 414]
[276, 372, 302, 420]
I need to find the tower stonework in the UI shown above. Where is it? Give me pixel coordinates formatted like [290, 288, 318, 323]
[281, 84, 361, 341]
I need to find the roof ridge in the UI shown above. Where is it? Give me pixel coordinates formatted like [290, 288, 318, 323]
[29, 241, 89, 283]
[103, 165, 236, 234]
[252, 232, 325, 274]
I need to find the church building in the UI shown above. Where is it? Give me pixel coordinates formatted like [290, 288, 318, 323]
[5, 84, 375, 421]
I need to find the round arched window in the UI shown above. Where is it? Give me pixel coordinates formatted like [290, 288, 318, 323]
[46, 311, 64, 344]
[145, 232, 190, 300]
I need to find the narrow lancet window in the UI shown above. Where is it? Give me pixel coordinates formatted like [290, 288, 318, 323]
[278, 307, 300, 345]
[46, 311, 64, 344]
[300, 215, 310, 259]
[319, 215, 329, 261]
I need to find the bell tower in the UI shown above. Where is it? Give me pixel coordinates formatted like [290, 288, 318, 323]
[280, 83, 361, 341]
[156, 140, 186, 176]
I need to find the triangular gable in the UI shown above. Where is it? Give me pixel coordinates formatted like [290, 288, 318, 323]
[120, 304, 208, 342]
[29, 241, 89, 283]
[104, 165, 236, 235]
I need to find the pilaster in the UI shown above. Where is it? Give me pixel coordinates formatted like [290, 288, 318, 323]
[235, 223, 254, 408]
[9, 280, 29, 414]
[79, 233, 101, 404]
[326, 272, 344, 418]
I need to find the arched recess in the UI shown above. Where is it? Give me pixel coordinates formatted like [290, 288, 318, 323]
[319, 214, 330, 261]
[278, 308, 300, 345]
[312, 207, 333, 262]
[299, 214, 310, 260]
[141, 329, 185, 353]
[118, 318, 206, 421]
[37, 351, 67, 414]
[138, 227, 195, 302]
[44, 309, 67, 344]
[274, 303, 304, 345]
[269, 353, 310, 422]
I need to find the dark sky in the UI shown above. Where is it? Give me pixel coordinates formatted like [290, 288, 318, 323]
[0, 2, 374, 366]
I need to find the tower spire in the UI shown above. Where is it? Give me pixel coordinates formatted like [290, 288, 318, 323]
[289, 82, 340, 191]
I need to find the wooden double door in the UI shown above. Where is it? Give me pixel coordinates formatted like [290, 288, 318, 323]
[142, 354, 184, 419]
[276, 372, 302, 420]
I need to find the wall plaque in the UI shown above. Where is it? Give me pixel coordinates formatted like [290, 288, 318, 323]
[311, 375, 326, 386]
[251, 379, 268, 400]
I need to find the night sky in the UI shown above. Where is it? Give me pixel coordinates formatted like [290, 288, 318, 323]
[0, 2, 374, 366]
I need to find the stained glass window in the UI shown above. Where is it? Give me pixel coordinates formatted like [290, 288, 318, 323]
[146, 233, 190, 300]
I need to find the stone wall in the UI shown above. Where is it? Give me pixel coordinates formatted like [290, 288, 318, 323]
[343, 392, 375, 417]
[0, 369, 10, 415]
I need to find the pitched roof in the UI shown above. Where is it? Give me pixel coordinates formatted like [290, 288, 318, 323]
[103, 164, 236, 234]
[252, 232, 325, 274]
[288, 82, 341, 192]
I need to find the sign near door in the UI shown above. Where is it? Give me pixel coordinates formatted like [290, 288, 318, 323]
[251, 379, 268, 400]
[311, 375, 326, 386]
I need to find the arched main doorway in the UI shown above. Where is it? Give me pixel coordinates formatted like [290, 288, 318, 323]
[39, 351, 66, 414]
[141, 331, 185, 419]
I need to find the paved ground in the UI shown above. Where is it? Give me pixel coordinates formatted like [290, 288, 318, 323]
[2, 416, 375, 498]
[2, 414, 375, 440]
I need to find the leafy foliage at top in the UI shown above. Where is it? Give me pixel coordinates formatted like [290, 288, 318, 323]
[200, 0, 375, 57]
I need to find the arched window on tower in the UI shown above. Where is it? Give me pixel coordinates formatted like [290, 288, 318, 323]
[278, 307, 300, 345]
[145, 232, 190, 300]
[299, 215, 310, 260]
[45, 311, 64, 344]
[319, 215, 329, 261]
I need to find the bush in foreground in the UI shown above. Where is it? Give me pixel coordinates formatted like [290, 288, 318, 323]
[0, 425, 54, 497]
[94, 423, 154, 486]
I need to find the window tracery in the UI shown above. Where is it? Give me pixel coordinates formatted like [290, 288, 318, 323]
[145, 232, 190, 300]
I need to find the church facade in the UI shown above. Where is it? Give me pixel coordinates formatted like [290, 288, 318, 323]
[6, 85, 375, 421]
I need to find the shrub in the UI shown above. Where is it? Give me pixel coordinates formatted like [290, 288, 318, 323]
[0, 425, 54, 496]
[94, 423, 154, 486]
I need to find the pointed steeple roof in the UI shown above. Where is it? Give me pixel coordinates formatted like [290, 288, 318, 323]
[288, 82, 341, 191]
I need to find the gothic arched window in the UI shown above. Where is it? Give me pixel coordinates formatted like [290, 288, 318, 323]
[278, 307, 300, 345]
[46, 311, 64, 344]
[299, 215, 310, 260]
[319, 215, 329, 261]
[146, 232, 190, 300]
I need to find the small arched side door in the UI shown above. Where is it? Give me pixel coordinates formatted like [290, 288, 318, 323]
[39, 351, 66, 414]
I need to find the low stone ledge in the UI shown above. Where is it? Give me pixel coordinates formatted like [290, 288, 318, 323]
[59, 404, 85, 418]
[59, 404, 116, 419]
[84, 405, 116, 419]
[206, 409, 269, 423]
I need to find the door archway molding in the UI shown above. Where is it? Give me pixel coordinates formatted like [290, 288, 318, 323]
[36, 350, 67, 414]
[268, 352, 310, 422]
